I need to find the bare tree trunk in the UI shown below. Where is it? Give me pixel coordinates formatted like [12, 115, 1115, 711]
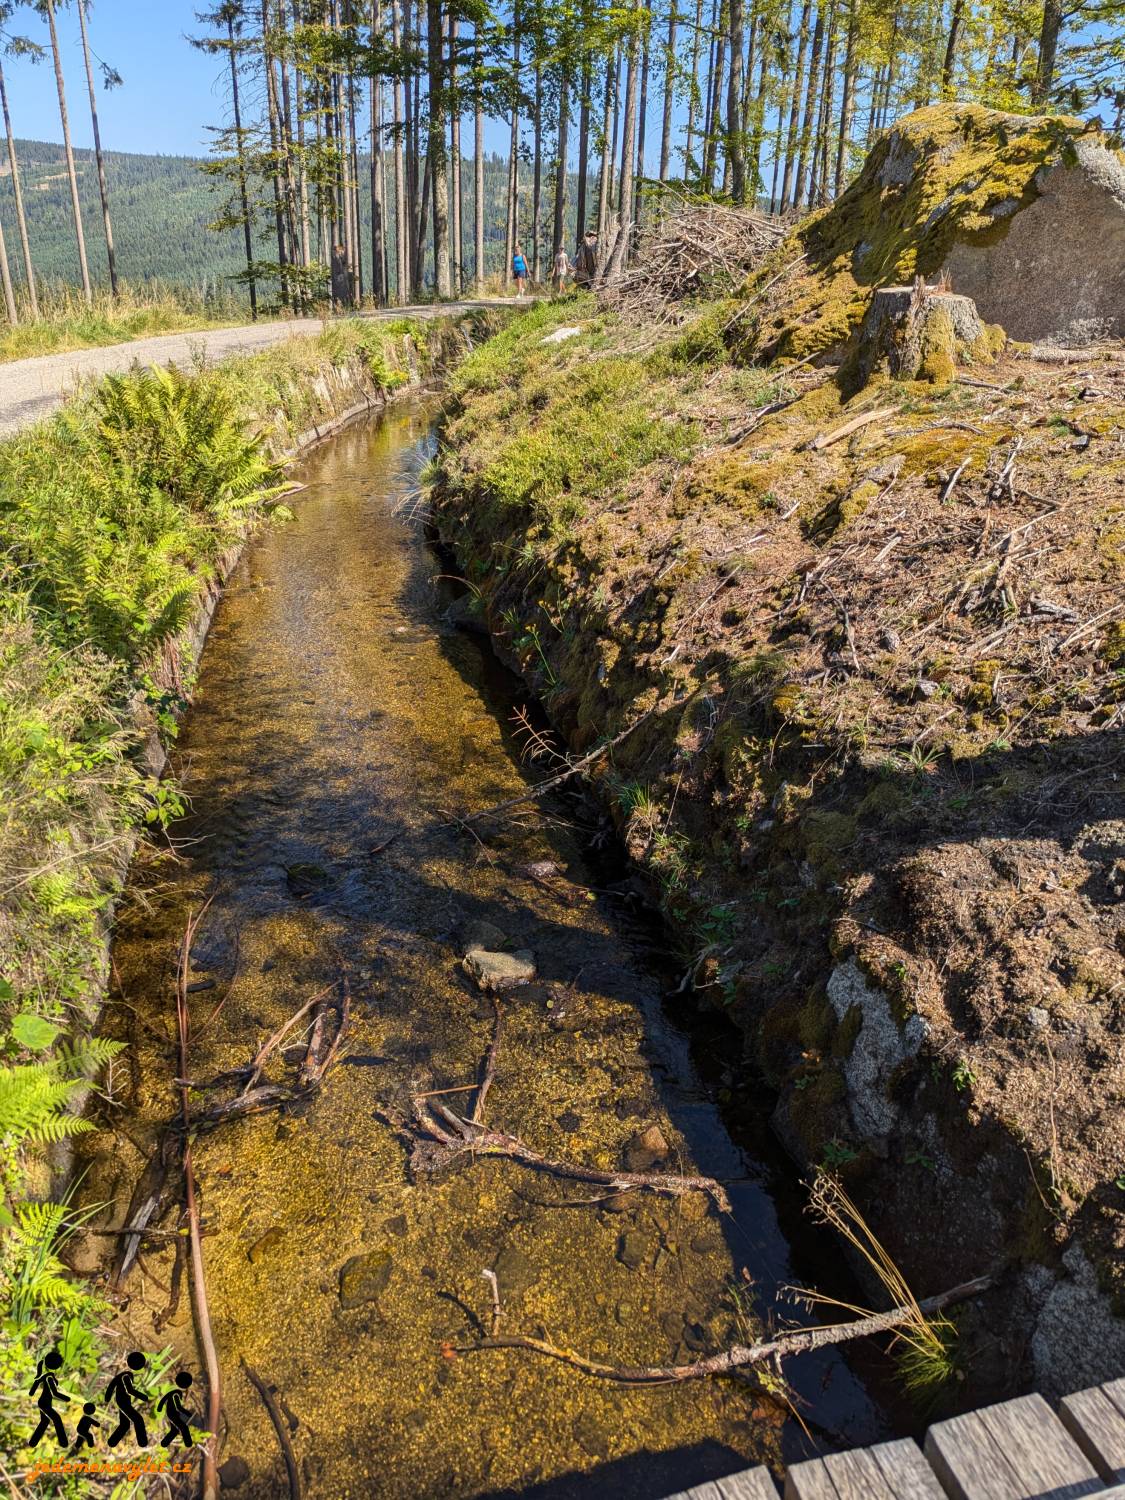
[449, 13, 462, 292]
[603, 1, 639, 281]
[0, 60, 36, 316]
[45, 0, 92, 304]
[0, 186, 15, 323]
[811, 2, 836, 205]
[726, 0, 746, 201]
[226, 11, 257, 319]
[793, 2, 824, 209]
[779, 0, 811, 210]
[834, 0, 857, 196]
[658, 1, 678, 181]
[596, 49, 614, 246]
[683, 0, 704, 177]
[531, 47, 543, 282]
[473, 26, 484, 288]
[575, 53, 591, 240]
[415, 144, 431, 290]
[371, 2, 387, 304]
[703, 0, 727, 189]
[427, 0, 451, 296]
[504, 0, 521, 285]
[76, 0, 117, 296]
[393, 0, 408, 301]
[942, 0, 965, 93]
[294, 57, 312, 269]
[261, 0, 291, 305]
[633, 25, 650, 225]
[552, 62, 570, 260]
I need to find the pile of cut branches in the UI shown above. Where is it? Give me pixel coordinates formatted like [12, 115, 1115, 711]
[600, 202, 785, 321]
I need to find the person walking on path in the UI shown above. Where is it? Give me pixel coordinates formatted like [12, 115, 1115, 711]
[105, 1351, 149, 1448]
[573, 229, 598, 290]
[552, 245, 571, 294]
[155, 1371, 196, 1448]
[512, 245, 528, 297]
[28, 1351, 68, 1448]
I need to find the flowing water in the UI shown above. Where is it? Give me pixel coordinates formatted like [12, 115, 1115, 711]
[85, 404, 888, 1499]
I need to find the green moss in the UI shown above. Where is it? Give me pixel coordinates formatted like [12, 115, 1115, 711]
[1101, 621, 1125, 667]
[831, 1003, 864, 1059]
[803, 809, 858, 872]
[787, 1066, 847, 1154]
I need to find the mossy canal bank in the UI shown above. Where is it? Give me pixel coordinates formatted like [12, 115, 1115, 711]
[73, 405, 893, 1499]
[430, 106, 1125, 1411]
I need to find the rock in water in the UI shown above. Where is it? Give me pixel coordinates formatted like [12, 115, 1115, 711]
[218, 1456, 250, 1490]
[462, 947, 536, 991]
[624, 1122, 670, 1171]
[338, 1249, 393, 1309]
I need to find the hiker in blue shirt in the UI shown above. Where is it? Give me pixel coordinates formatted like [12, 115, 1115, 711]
[512, 245, 528, 297]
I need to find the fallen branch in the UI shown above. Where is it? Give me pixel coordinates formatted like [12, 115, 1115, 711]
[243, 1361, 302, 1500]
[457, 1273, 993, 1384]
[471, 999, 502, 1126]
[370, 701, 663, 856]
[408, 1097, 730, 1212]
[807, 405, 899, 452]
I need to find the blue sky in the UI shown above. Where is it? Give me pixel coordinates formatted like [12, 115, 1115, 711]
[3, 0, 272, 157]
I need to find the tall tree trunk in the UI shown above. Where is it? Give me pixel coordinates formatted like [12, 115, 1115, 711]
[414, 143, 431, 290]
[792, 2, 824, 210]
[575, 53, 591, 240]
[726, 0, 746, 201]
[552, 62, 570, 260]
[393, 0, 408, 301]
[811, 2, 835, 206]
[703, 0, 727, 190]
[261, 0, 290, 304]
[403, 0, 418, 292]
[779, 0, 811, 210]
[531, 43, 543, 282]
[941, 0, 964, 93]
[449, 13, 462, 292]
[603, 1, 639, 281]
[371, 1, 386, 304]
[45, 0, 92, 304]
[634, 25, 649, 225]
[0, 60, 36, 316]
[226, 11, 257, 319]
[504, 0, 521, 285]
[700, 0, 719, 184]
[833, 0, 857, 196]
[473, 26, 484, 288]
[294, 57, 312, 270]
[277, 0, 300, 284]
[596, 48, 614, 246]
[427, 0, 451, 296]
[658, 0, 678, 181]
[683, 0, 705, 178]
[76, 0, 118, 296]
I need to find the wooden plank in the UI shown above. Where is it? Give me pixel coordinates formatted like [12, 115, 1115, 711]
[783, 1457, 838, 1500]
[974, 1393, 1101, 1498]
[926, 1408, 1039, 1499]
[664, 1468, 778, 1500]
[868, 1438, 948, 1498]
[821, 1446, 900, 1498]
[1060, 1382, 1125, 1483]
[926, 1394, 1101, 1500]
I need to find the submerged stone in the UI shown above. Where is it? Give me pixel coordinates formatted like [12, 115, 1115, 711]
[624, 1122, 670, 1172]
[218, 1456, 250, 1490]
[338, 1248, 393, 1309]
[247, 1226, 286, 1264]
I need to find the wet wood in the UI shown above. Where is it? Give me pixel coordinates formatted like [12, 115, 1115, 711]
[925, 1393, 1101, 1500]
[1059, 1380, 1125, 1483]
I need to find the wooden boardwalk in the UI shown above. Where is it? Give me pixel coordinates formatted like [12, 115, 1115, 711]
[663, 1378, 1125, 1500]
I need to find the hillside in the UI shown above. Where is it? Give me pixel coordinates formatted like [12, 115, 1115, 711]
[433, 104, 1125, 1407]
[0, 137, 573, 298]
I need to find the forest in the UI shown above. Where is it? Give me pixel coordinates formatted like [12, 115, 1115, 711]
[0, 0, 1120, 317]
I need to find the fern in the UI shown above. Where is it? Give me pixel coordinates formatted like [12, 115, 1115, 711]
[5, 1199, 98, 1328]
[0, 1037, 123, 1154]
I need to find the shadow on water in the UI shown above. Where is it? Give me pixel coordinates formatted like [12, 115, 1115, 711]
[82, 405, 901, 1500]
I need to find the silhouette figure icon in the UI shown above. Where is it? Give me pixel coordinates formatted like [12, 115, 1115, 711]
[72, 1402, 100, 1450]
[155, 1371, 195, 1448]
[28, 1350, 67, 1447]
[105, 1351, 149, 1447]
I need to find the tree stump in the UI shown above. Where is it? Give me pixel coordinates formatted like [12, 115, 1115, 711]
[857, 280, 995, 384]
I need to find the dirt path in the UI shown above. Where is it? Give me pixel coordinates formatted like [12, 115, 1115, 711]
[0, 300, 510, 437]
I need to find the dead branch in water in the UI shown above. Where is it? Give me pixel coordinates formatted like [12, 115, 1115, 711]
[456, 1273, 993, 1384]
[406, 1096, 730, 1211]
[176, 905, 221, 1500]
[243, 1361, 302, 1500]
[470, 999, 502, 1126]
[369, 702, 663, 856]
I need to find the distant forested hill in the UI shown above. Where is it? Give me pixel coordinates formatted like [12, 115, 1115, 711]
[0, 138, 581, 302]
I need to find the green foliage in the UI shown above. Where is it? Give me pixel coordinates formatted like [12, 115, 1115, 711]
[0, 1037, 122, 1185]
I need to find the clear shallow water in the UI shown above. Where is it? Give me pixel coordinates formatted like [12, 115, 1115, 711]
[84, 405, 886, 1499]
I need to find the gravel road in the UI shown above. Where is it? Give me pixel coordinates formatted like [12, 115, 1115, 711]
[0, 301, 504, 438]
